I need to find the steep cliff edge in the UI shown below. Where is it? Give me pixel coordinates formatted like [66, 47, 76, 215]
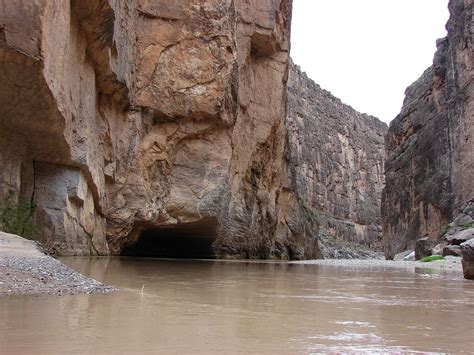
[287, 63, 387, 257]
[0, 0, 317, 259]
[382, 0, 473, 259]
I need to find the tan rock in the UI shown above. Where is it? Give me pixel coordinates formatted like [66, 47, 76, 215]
[0, 0, 317, 259]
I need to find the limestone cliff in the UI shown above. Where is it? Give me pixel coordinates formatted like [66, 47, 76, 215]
[287, 63, 387, 256]
[0, 0, 317, 259]
[382, 0, 473, 259]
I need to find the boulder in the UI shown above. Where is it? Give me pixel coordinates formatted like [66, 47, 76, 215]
[452, 214, 473, 226]
[403, 251, 416, 261]
[444, 228, 474, 245]
[415, 238, 432, 260]
[393, 249, 413, 261]
[442, 245, 463, 257]
[460, 239, 474, 280]
[432, 243, 445, 256]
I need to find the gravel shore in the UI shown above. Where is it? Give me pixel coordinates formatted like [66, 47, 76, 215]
[291, 256, 464, 276]
[0, 232, 116, 297]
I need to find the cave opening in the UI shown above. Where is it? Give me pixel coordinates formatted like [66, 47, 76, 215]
[120, 219, 218, 259]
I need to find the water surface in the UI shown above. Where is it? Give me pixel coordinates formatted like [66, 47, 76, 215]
[1, 258, 473, 353]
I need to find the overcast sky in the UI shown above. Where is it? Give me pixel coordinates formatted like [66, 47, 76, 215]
[290, 0, 450, 123]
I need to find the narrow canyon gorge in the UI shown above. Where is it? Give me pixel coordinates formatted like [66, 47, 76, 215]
[0, 0, 472, 273]
[1, 2, 474, 352]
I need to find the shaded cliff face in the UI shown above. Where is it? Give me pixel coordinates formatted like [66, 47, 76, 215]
[382, 0, 473, 259]
[0, 0, 317, 258]
[287, 63, 387, 254]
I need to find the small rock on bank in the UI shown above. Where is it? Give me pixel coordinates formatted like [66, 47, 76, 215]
[393, 249, 414, 261]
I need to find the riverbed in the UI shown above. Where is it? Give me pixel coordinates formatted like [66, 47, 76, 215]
[1, 257, 473, 353]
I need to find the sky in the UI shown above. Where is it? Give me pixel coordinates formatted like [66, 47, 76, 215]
[290, 0, 450, 123]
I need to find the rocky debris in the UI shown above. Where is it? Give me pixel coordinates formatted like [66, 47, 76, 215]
[286, 62, 387, 253]
[404, 202, 474, 276]
[443, 245, 463, 257]
[0, 255, 115, 296]
[382, 0, 473, 259]
[444, 228, 474, 245]
[460, 238, 474, 279]
[318, 234, 384, 260]
[432, 244, 445, 256]
[415, 238, 432, 260]
[422, 201, 474, 277]
[0, 232, 115, 296]
[453, 212, 473, 226]
[442, 200, 474, 240]
[0, 0, 318, 259]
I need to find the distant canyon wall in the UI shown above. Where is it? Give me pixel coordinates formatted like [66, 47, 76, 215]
[382, 0, 473, 258]
[287, 63, 387, 253]
[0, 0, 318, 258]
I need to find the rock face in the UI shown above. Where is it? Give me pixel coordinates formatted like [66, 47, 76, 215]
[382, 0, 473, 259]
[286, 63, 387, 256]
[0, 0, 317, 258]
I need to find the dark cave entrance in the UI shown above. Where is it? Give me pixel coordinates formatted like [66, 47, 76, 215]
[120, 219, 218, 259]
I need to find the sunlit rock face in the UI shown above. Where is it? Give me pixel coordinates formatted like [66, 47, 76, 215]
[0, 0, 318, 258]
[382, 0, 473, 259]
[286, 63, 387, 255]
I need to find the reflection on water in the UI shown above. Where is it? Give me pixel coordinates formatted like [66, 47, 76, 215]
[1, 257, 473, 353]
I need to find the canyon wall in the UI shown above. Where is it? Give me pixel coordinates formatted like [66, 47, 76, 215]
[287, 63, 387, 255]
[0, 0, 318, 258]
[382, 0, 473, 258]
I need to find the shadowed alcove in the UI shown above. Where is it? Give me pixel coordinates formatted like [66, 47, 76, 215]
[120, 218, 218, 259]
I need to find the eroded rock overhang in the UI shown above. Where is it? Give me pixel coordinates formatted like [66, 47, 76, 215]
[0, 0, 318, 259]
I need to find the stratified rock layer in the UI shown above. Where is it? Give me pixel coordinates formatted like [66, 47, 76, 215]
[286, 63, 387, 256]
[382, 0, 473, 259]
[0, 0, 317, 259]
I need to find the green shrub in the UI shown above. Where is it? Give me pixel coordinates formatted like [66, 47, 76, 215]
[419, 255, 444, 263]
[0, 194, 35, 239]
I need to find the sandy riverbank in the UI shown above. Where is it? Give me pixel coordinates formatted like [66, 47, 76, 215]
[0, 232, 116, 297]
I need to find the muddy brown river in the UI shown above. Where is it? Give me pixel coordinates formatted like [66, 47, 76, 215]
[1, 258, 474, 353]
